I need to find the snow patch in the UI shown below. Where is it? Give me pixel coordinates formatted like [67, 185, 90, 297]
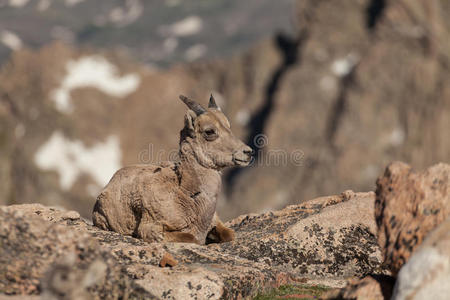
[65, 0, 84, 6]
[184, 44, 207, 61]
[108, 0, 143, 27]
[0, 30, 23, 51]
[163, 37, 178, 53]
[331, 53, 359, 77]
[35, 131, 121, 190]
[167, 16, 203, 37]
[51, 56, 141, 113]
[8, 0, 29, 7]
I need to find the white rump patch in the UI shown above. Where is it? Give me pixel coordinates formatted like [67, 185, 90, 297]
[51, 56, 141, 113]
[0, 30, 23, 50]
[35, 131, 121, 191]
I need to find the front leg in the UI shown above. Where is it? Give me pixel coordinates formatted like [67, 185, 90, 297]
[165, 232, 200, 244]
[136, 222, 165, 243]
[206, 212, 235, 244]
[137, 222, 200, 244]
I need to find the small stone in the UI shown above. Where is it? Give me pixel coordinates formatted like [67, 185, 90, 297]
[62, 210, 81, 220]
[159, 252, 178, 268]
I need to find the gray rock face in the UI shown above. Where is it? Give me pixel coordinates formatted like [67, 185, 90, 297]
[0, 191, 382, 299]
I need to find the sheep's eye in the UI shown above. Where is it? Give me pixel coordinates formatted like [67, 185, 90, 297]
[205, 129, 216, 135]
[203, 128, 218, 141]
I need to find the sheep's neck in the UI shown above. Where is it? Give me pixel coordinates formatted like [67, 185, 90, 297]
[177, 151, 221, 201]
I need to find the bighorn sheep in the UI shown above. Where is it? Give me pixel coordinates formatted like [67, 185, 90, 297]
[92, 94, 252, 244]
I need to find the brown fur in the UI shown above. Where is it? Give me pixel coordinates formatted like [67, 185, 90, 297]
[92, 95, 252, 244]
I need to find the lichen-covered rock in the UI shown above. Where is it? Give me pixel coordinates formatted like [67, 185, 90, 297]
[0, 204, 155, 299]
[224, 191, 381, 281]
[375, 162, 450, 275]
[392, 217, 450, 300]
[0, 191, 382, 299]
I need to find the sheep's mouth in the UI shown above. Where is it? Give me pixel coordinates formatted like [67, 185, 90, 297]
[233, 157, 251, 166]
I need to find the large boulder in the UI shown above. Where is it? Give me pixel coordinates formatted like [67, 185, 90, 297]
[324, 162, 450, 300]
[375, 162, 450, 275]
[392, 217, 450, 300]
[0, 191, 382, 299]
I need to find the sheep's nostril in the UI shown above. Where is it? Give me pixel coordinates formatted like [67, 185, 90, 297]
[243, 147, 253, 156]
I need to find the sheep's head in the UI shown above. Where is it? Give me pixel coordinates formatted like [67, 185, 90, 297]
[179, 94, 252, 170]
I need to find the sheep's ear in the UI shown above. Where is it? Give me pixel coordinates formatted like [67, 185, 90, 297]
[184, 110, 197, 138]
[208, 94, 220, 110]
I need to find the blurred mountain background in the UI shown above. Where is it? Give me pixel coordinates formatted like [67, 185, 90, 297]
[0, 0, 294, 66]
[0, 0, 449, 220]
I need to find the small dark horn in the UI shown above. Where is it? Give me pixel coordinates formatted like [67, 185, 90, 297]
[208, 94, 219, 109]
[179, 95, 206, 116]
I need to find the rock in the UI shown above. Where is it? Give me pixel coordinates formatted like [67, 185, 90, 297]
[0, 191, 382, 299]
[224, 191, 381, 281]
[375, 162, 450, 275]
[0, 204, 155, 299]
[61, 210, 81, 220]
[159, 253, 178, 268]
[392, 217, 450, 300]
[322, 275, 395, 300]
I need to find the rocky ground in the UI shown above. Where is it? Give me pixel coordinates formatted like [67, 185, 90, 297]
[0, 162, 448, 299]
[0, 191, 381, 299]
